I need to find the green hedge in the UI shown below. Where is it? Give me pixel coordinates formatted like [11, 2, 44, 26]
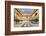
[29, 19, 39, 22]
[14, 19, 23, 22]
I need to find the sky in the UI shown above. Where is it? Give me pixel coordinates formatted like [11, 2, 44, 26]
[21, 8, 33, 14]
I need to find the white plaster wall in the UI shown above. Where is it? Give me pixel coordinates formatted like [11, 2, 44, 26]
[0, 0, 46, 36]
